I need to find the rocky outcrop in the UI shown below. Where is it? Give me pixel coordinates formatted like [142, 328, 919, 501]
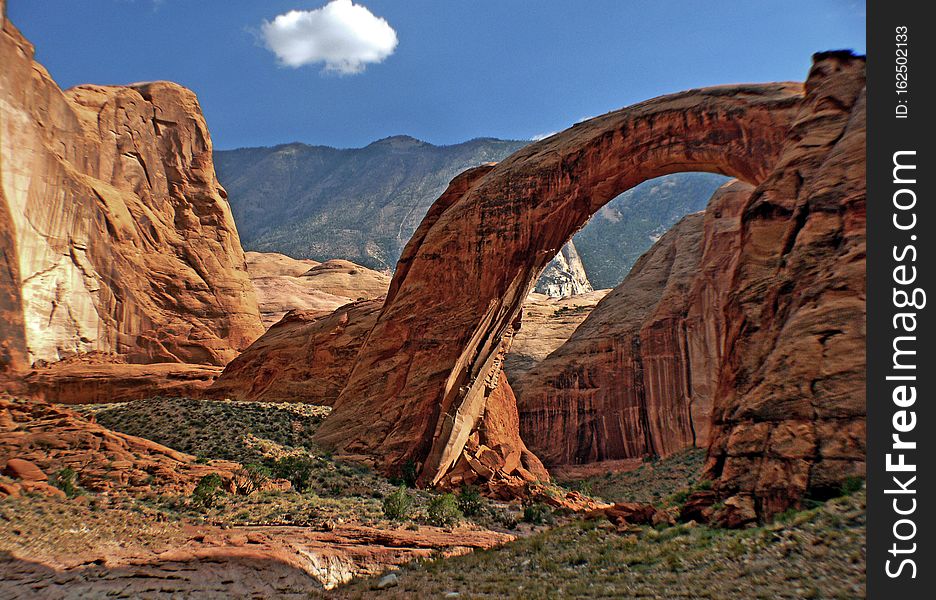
[703, 53, 867, 519]
[314, 76, 803, 488]
[0, 395, 238, 496]
[514, 180, 752, 467]
[533, 241, 593, 297]
[21, 361, 223, 405]
[514, 210, 707, 465]
[0, 16, 263, 367]
[314, 52, 865, 519]
[213, 287, 604, 408]
[503, 290, 609, 382]
[211, 299, 382, 404]
[246, 253, 389, 328]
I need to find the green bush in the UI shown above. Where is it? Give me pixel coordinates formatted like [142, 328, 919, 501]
[427, 493, 463, 527]
[840, 476, 864, 496]
[382, 486, 413, 520]
[522, 503, 554, 526]
[50, 467, 80, 498]
[390, 459, 419, 488]
[456, 485, 486, 517]
[232, 463, 272, 496]
[192, 473, 224, 509]
[269, 456, 315, 493]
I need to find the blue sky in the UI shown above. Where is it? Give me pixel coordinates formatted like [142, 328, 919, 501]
[8, 1, 865, 150]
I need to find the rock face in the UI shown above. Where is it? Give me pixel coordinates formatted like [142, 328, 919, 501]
[514, 210, 707, 466]
[314, 53, 865, 518]
[533, 241, 593, 297]
[503, 290, 609, 382]
[246, 252, 389, 328]
[0, 395, 238, 496]
[514, 181, 753, 467]
[211, 299, 383, 405]
[315, 77, 803, 486]
[213, 286, 604, 407]
[703, 54, 867, 518]
[0, 16, 263, 368]
[21, 361, 223, 405]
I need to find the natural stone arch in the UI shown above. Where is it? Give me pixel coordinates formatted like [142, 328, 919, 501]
[314, 81, 805, 486]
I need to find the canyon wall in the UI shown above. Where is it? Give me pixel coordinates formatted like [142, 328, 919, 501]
[314, 77, 804, 487]
[313, 53, 865, 518]
[0, 16, 263, 368]
[704, 54, 867, 518]
[514, 180, 751, 467]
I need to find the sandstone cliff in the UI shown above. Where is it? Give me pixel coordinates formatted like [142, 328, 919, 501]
[503, 290, 609, 382]
[514, 180, 752, 466]
[313, 53, 865, 519]
[210, 299, 382, 405]
[0, 16, 263, 368]
[515, 210, 706, 465]
[703, 53, 867, 519]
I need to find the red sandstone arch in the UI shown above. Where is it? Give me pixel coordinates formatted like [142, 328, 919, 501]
[314, 81, 805, 486]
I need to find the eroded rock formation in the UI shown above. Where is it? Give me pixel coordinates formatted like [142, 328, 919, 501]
[514, 180, 752, 467]
[0, 15, 263, 368]
[314, 53, 866, 518]
[533, 241, 593, 298]
[503, 290, 609, 382]
[246, 252, 389, 328]
[211, 299, 383, 404]
[703, 54, 867, 518]
[514, 210, 707, 465]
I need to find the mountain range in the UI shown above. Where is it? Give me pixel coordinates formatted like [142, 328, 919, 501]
[215, 136, 726, 291]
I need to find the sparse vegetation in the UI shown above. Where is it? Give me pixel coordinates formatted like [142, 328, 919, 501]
[191, 473, 224, 509]
[50, 467, 80, 498]
[522, 502, 554, 526]
[456, 485, 486, 517]
[426, 493, 462, 527]
[382, 486, 414, 521]
[232, 463, 271, 496]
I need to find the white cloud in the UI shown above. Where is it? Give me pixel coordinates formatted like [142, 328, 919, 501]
[531, 131, 558, 141]
[261, 0, 398, 75]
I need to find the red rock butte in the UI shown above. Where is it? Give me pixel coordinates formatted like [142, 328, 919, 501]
[315, 52, 866, 519]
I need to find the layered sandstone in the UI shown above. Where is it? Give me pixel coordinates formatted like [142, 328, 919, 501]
[210, 299, 383, 404]
[514, 180, 752, 467]
[0, 16, 263, 368]
[703, 53, 867, 518]
[314, 78, 804, 488]
[0, 395, 238, 496]
[21, 361, 223, 405]
[314, 53, 865, 519]
[503, 290, 609, 382]
[514, 211, 707, 465]
[247, 255, 390, 328]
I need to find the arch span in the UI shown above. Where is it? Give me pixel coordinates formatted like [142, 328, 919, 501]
[314, 80, 804, 486]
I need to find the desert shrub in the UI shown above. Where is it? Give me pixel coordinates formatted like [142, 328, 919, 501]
[389, 459, 419, 488]
[232, 463, 272, 496]
[489, 506, 519, 529]
[50, 467, 80, 498]
[382, 486, 413, 520]
[192, 473, 224, 509]
[522, 503, 554, 525]
[427, 493, 463, 527]
[840, 476, 864, 496]
[269, 456, 315, 493]
[456, 485, 486, 517]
